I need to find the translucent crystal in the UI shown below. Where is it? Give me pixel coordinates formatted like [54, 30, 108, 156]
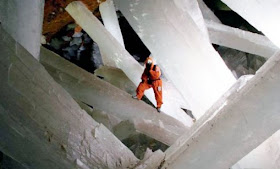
[197, 0, 221, 23]
[0, 0, 44, 60]
[207, 20, 279, 59]
[162, 52, 280, 169]
[0, 26, 138, 169]
[100, 0, 125, 47]
[233, 130, 280, 169]
[221, 0, 280, 48]
[173, 0, 209, 39]
[40, 46, 188, 145]
[114, 0, 236, 119]
[66, 1, 193, 126]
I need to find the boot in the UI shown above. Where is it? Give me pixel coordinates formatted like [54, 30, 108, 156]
[132, 95, 138, 99]
[192, 118, 196, 123]
[156, 107, 161, 113]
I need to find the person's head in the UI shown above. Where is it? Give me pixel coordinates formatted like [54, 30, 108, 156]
[145, 57, 154, 68]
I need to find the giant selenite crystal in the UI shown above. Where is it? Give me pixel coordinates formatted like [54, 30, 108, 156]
[65, 1, 193, 126]
[161, 52, 280, 169]
[233, 130, 280, 169]
[206, 20, 279, 59]
[134, 149, 165, 169]
[197, 0, 221, 23]
[94, 66, 137, 95]
[197, 0, 278, 58]
[100, 0, 124, 47]
[173, 0, 209, 40]
[40, 47, 188, 146]
[0, 26, 138, 169]
[99, 0, 125, 67]
[114, 0, 236, 119]
[0, 0, 44, 60]
[220, 0, 280, 48]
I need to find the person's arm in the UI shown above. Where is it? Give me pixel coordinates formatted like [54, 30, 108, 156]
[149, 65, 161, 79]
[141, 68, 149, 82]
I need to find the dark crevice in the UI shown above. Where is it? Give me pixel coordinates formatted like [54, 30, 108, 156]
[203, 0, 262, 34]
[118, 11, 151, 63]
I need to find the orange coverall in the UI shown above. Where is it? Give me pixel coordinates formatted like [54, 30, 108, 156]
[136, 57, 163, 108]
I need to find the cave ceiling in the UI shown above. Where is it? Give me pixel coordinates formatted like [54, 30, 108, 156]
[43, 0, 104, 40]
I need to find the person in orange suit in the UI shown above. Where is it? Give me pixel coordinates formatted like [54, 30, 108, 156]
[133, 57, 163, 112]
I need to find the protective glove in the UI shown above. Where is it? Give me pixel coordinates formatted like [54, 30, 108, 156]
[147, 78, 152, 84]
[144, 68, 150, 77]
[153, 65, 157, 71]
[146, 63, 152, 70]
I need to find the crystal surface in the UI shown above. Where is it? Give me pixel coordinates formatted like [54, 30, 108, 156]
[173, 0, 209, 39]
[40, 46, 188, 146]
[207, 20, 279, 59]
[161, 52, 280, 169]
[114, 0, 236, 119]
[0, 26, 138, 169]
[197, 0, 221, 23]
[66, 1, 193, 125]
[221, 0, 280, 48]
[0, 0, 44, 60]
[233, 130, 280, 169]
[100, 0, 125, 47]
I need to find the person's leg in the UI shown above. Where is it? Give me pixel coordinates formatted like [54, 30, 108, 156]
[136, 82, 151, 100]
[152, 80, 163, 109]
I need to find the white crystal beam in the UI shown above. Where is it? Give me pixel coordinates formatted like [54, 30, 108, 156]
[0, 0, 44, 60]
[99, 0, 125, 67]
[40, 47, 188, 146]
[197, 0, 221, 23]
[134, 150, 165, 169]
[173, 0, 209, 40]
[65, 1, 193, 126]
[197, 1, 279, 59]
[100, 0, 124, 47]
[207, 20, 279, 59]
[114, 0, 236, 119]
[0, 26, 138, 169]
[220, 0, 280, 48]
[161, 52, 280, 169]
[233, 130, 280, 169]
